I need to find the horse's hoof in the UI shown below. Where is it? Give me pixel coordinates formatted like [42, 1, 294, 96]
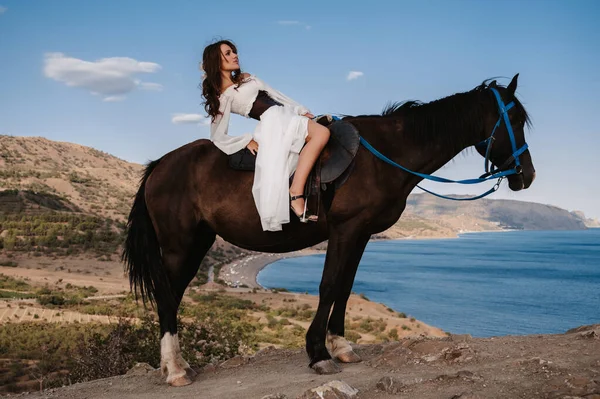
[169, 375, 193, 387]
[312, 359, 341, 375]
[185, 367, 198, 379]
[336, 350, 362, 363]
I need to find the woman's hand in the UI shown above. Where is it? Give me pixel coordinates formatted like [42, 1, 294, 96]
[246, 139, 259, 155]
[302, 112, 315, 119]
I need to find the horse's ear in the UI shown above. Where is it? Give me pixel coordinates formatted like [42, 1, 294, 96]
[489, 80, 497, 88]
[507, 73, 519, 95]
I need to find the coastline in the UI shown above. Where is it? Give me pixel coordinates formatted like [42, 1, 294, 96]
[218, 249, 325, 289]
[217, 228, 600, 338]
[218, 229, 514, 289]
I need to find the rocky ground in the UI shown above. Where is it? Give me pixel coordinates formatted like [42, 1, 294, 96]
[14, 324, 600, 399]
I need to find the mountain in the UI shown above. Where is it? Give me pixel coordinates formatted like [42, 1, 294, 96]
[0, 135, 142, 222]
[570, 210, 600, 228]
[404, 193, 587, 231]
[0, 135, 246, 268]
[0, 135, 591, 247]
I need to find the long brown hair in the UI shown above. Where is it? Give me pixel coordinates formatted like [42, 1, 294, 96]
[201, 39, 244, 121]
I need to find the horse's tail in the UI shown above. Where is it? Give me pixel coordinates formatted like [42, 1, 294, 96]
[122, 158, 171, 307]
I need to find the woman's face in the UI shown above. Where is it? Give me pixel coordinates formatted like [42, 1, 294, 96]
[220, 44, 239, 72]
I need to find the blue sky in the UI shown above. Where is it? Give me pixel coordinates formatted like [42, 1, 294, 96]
[1, 0, 599, 219]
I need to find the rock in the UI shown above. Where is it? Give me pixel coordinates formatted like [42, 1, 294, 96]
[579, 330, 599, 339]
[262, 394, 287, 399]
[125, 362, 155, 376]
[297, 380, 358, 399]
[220, 355, 250, 369]
[450, 393, 484, 399]
[202, 363, 217, 373]
[422, 353, 442, 362]
[254, 345, 278, 358]
[435, 370, 482, 383]
[450, 334, 473, 342]
[566, 324, 599, 334]
[376, 376, 406, 394]
[545, 375, 600, 398]
[444, 349, 465, 361]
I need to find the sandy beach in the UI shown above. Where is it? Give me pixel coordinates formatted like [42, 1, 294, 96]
[218, 249, 324, 289]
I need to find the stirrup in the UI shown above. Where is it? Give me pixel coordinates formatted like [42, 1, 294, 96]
[290, 194, 318, 223]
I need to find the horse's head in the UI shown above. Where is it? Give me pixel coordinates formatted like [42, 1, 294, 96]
[475, 74, 535, 191]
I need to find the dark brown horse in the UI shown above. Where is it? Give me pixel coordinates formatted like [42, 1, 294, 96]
[122, 74, 535, 386]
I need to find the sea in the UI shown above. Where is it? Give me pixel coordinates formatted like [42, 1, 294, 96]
[257, 229, 600, 337]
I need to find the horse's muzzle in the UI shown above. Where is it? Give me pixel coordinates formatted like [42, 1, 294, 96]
[507, 163, 535, 191]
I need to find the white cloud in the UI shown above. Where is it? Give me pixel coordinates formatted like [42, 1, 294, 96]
[277, 20, 311, 30]
[171, 113, 210, 126]
[103, 95, 126, 102]
[347, 71, 364, 81]
[138, 82, 163, 91]
[0, 6, 6, 14]
[43, 52, 162, 101]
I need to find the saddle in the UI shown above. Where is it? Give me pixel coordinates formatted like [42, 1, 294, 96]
[228, 115, 360, 209]
[310, 115, 360, 185]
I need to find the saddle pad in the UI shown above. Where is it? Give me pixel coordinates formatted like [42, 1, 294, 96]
[228, 147, 256, 171]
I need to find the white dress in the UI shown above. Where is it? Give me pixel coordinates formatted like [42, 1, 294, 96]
[210, 75, 310, 232]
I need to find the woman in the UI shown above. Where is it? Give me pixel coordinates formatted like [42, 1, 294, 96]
[201, 39, 330, 232]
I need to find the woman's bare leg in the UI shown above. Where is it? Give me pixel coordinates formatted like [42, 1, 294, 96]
[290, 119, 330, 217]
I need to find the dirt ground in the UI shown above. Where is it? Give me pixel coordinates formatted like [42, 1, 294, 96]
[3, 255, 600, 398]
[0, 255, 129, 295]
[18, 324, 600, 399]
[0, 301, 116, 324]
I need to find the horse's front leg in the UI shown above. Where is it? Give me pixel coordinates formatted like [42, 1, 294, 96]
[325, 233, 371, 364]
[305, 225, 363, 374]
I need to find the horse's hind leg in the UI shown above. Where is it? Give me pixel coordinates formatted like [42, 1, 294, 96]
[326, 233, 371, 364]
[157, 222, 216, 386]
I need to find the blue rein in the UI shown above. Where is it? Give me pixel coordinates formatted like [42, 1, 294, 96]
[354, 87, 528, 201]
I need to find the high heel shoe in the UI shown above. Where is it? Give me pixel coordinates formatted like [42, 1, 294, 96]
[290, 194, 318, 223]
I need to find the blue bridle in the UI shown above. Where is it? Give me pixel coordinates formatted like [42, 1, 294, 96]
[354, 87, 529, 201]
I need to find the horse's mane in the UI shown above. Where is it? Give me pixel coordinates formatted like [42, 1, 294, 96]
[346, 79, 531, 150]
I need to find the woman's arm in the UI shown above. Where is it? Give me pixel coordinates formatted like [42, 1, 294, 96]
[210, 94, 253, 155]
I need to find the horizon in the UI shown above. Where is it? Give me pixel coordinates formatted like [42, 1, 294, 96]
[2, 132, 596, 222]
[1, 0, 599, 218]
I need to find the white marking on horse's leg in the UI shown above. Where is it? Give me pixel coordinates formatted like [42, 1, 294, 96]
[326, 332, 354, 358]
[160, 333, 188, 384]
[326, 332, 361, 363]
[171, 333, 196, 376]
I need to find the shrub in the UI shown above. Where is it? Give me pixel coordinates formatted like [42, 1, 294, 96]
[0, 261, 18, 267]
[37, 294, 66, 306]
[345, 330, 361, 343]
[70, 317, 159, 382]
[0, 290, 35, 299]
[191, 293, 256, 310]
[0, 274, 31, 291]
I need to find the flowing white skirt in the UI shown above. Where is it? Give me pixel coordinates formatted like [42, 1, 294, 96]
[252, 105, 309, 231]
